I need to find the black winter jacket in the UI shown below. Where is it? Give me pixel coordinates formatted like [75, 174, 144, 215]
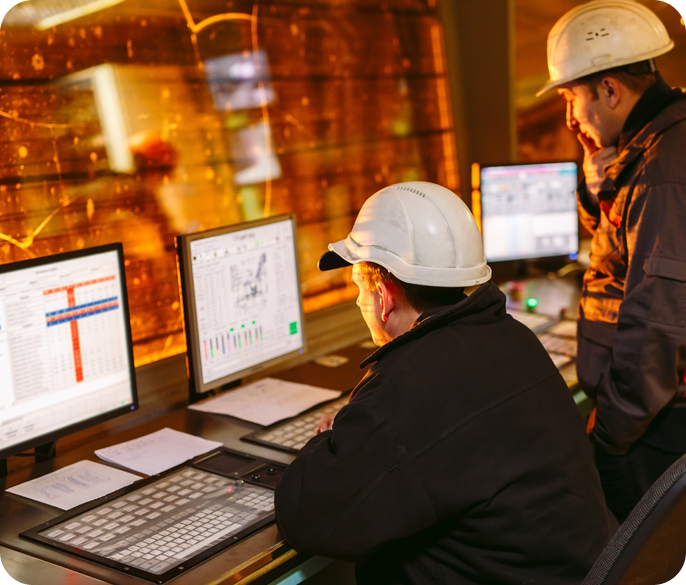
[275, 283, 617, 585]
[576, 77, 686, 455]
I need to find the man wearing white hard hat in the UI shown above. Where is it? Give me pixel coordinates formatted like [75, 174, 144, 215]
[539, 0, 686, 522]
[275, 182, 616, 585]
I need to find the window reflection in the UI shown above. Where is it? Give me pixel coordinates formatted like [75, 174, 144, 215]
[0, 0, 458, 366]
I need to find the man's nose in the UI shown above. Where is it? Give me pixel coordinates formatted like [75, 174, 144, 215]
[566, 102, 579, 131]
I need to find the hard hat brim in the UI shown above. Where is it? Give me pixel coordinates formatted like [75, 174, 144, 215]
[536, 42, 674, 97]
[318, 237, 492, 287]
[318, 250, 352, 271]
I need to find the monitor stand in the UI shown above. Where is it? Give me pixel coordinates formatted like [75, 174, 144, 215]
[0, 440, 57, 478]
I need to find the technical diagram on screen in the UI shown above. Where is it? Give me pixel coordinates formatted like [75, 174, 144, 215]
[177, 215, 306, 402]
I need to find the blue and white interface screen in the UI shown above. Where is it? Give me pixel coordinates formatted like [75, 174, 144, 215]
[481, 162, 578, 262]
[189, 219, 304, 386]
[0, 250, 135, 455]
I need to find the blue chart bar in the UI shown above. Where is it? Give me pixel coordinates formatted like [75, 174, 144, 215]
[46, 304, 119, 327]
[46, 297, 118, 318]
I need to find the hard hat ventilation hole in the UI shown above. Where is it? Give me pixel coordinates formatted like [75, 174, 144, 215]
[397, 185, 427, 198]
[586, 28, 610, 41]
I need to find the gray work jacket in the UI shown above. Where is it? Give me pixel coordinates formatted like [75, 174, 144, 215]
[577, 89, 686, 455]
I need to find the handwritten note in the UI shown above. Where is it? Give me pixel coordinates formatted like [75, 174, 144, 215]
[7, 460, 139, 510]
[95, 428, 222, 476]
[188, 377, 342, 426]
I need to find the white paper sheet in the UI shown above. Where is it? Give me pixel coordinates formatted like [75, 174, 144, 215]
[187, 377, 342, 426]
[7, 460, 140, 510]
[95, 428, 222, 476]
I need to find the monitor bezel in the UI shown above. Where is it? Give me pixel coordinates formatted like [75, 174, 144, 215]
[0, 243, 139, 462]
[176, 214, 307, 404]
[476, 160, 580, 264]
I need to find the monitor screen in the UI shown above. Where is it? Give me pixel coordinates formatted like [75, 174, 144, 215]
[480, 162, 579, 262]
[177, 216, 305, 399]
[0, 244, 138, 461]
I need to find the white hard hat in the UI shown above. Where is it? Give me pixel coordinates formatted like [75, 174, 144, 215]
[537, 0, 674, 96]
[318, 181, 491, 287]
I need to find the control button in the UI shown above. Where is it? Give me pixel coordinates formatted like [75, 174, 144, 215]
[251, 474, 261, 481]
[266, 467, 277, 475]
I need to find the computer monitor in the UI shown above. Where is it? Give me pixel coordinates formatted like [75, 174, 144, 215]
[476, 161, 579, 264]
[0, 243, 138, 467]
[176, 215, 306, 402]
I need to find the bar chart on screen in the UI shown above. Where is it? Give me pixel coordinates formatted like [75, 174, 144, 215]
[0, 249, 134, 457]
[43, 275, 125, 389]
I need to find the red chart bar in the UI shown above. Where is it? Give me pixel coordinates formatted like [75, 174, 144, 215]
[45, 278, 117, 384]
[65, 286, 84, 383]
[70, 319, 84, 383]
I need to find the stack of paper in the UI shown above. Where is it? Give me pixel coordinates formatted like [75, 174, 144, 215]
[188, 377, 342, 426]
[7, 460, 140, 510]
[95, 428, 222, 476]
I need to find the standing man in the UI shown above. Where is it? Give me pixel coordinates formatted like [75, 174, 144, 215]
[538, 0, 686, 521]
[275, 182, 616, 585]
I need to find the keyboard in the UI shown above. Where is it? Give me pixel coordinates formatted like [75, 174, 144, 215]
[508, 309, 556, 332]
[243, 395, 349, 454]
[509, 309, 578, 383]
[24, 461, 278, 582]
[538, 331, 577, 358]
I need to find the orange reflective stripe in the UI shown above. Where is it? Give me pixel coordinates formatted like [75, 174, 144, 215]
[586, 407, 597, 435]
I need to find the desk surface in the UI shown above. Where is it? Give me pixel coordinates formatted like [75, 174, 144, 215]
[0, 342, 375, 585]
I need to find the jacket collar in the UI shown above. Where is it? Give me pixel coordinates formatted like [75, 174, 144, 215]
[360, 281, 507, 368]
[617, 73, 680, 152]
[600, 87, 686, 191]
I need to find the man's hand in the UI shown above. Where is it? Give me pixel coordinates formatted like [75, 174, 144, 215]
[578, 133, 618, 203]
[316, 414, 335, 435]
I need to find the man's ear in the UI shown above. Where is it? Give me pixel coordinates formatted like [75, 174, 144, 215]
[377, 281, 397, 322]
[599, 77, 622, 109]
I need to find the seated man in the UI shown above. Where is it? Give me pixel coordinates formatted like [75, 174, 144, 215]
[275, 182, 617, 585]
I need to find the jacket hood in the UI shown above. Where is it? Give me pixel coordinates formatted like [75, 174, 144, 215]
[360, 281, 507, 367]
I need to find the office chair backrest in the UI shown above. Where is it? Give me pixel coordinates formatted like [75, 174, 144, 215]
[582, 454, 686, 585]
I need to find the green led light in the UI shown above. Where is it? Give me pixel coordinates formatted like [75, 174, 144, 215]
[526, 298, 539, 309]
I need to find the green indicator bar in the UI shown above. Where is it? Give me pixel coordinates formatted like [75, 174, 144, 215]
[289, 322, 298, 335]
[238, 337, 242, 349]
